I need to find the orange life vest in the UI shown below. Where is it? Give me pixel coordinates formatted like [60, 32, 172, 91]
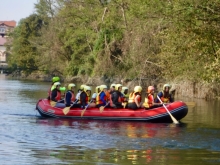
[143, 94, 154, 108]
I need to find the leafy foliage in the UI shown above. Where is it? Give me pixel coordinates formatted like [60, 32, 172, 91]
[7, 0, 220, 83]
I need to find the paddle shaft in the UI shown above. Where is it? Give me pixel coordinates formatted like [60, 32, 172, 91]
[100, 101, 110, 112]
[157, 96, 179, 124]
[81, 100, 93, 116]
[70, 99, 79, 108]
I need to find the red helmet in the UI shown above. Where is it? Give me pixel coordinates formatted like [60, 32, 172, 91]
[147, 86, 154, 93]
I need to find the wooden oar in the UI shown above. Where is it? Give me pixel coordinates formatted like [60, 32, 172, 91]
[99, 102, 110, 113]
[63, 99, 78, 115]
[81, 100, 93, 117]
[50, 101, 56, 107]
[157, 96, 179, 124]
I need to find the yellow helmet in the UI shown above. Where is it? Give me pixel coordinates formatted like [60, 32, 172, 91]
[68, 83, 75, 90]
[84, 85, 91, 92]
[115, 84, 122, 90]
[163, 84, 171, 90]
[80, 84, 86, 90]
[134, 86, 142, 93]
[100, 85, 107, 91]
[122, 86, 128, 93]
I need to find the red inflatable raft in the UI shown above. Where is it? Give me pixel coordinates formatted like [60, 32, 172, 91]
[36, 99, 188, 123]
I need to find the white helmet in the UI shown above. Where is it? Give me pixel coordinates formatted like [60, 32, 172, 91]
[68, 83, 75, 90]
[84, 85, 91, 92]
[54, 82, 61, 87]
[100, 85, 107, 91]
[122, 86, 128, 93]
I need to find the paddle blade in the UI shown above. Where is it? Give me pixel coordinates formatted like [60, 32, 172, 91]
[81, 109, 86, 117]
[63, 107, 70, 115]
[170, 114, 179, 124]
[50, 101, 56, 107]
[99, 106, 104, 113]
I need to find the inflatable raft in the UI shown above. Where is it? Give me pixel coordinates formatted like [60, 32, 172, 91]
[36, 99, 188, 123]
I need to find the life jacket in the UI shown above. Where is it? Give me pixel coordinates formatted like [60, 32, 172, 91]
[64, 91, 75, 104]
[79, 91, 90, 104]
[161, 91, 171, 103]
[110, 91, 123, 106]
[96, 91, 107, 105]
[51, 90, 61, 102]
[143, 94, 154, 108]
[128, 92, 141, 103]
[122, 93, 129, 102]
[105, 91, 111, 101]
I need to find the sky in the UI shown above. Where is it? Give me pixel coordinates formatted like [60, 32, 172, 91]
[0, 0, 38, 25]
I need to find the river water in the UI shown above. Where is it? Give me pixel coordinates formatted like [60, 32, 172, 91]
[0, 74, 220, 165]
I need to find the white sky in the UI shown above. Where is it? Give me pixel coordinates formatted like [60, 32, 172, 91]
[0, 0, 38, 25]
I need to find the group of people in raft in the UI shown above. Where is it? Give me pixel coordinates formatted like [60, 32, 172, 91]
[48, 76, 174, 110]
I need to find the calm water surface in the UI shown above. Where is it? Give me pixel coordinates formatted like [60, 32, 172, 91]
[0, 74, 220, 165]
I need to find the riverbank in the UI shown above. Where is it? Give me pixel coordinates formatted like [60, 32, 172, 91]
[7, 71, 220, 100]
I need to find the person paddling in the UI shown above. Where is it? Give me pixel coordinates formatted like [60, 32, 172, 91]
[111, 84, 124, 108]
[155, 84, 174, 103]
[96, 85, 108, 108]
[127, 86, 142, 110]
[143, 86, 162, 109]
[51, 82, 65, 108]
[65, 83, 80, 108]
[79, 85, 96, 109]
[48, 76, 66, 100]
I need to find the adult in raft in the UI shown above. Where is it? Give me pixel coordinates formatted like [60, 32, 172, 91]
[79, 85, 96, 109]
[96, 85, 109, 108]
[47, 76, 66, 100]
[127, 86, 142, 110]
[143, 86, 162, 109]
[110, 84, 124, 108]
[155, 84, 174, 103]
[51, 82, 66, 108]
[65, 83, 80, 108]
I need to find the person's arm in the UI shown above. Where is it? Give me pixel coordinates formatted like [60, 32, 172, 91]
[152, 95, 162, 105]
[169, 93, 174, 103]
[155, 92, 163, 103]
[112, 92, 122, 106]
[80, 92, 87, 109]
[65, 92, 71, 107]
[134, 95, 141, 108]
[100, 92, 106, 104]
[51, 89, 57, 102]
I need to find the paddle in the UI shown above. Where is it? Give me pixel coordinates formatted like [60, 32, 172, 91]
[50, 101, 56, 107]
[99, 102, 110, 113]
[63, 99, 79, 115]
[50, 99, 64, 107]
[157, 95, 179, 124]
[81, 100, 93, 117]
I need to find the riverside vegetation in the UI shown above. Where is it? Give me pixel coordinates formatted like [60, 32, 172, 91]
[5, 0, 220, 99]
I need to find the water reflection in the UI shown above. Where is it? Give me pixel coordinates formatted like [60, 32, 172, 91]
[1, 74, 220, 164]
